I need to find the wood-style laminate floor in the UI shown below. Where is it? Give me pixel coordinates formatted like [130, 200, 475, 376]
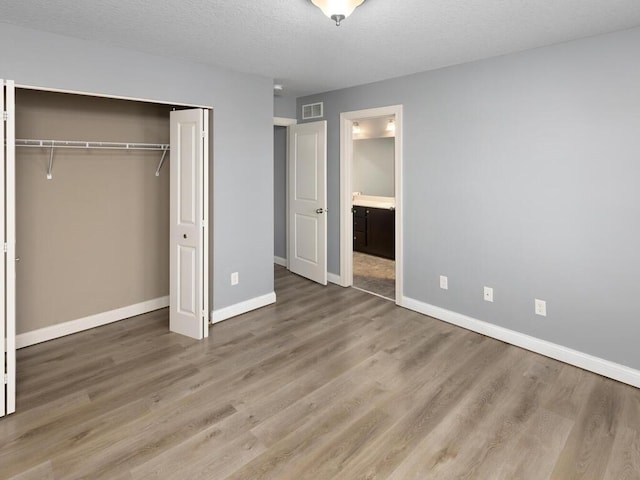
[2, 266, 639, 479]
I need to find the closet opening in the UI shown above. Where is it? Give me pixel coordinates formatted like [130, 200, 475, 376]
[14, 87, 213, 350]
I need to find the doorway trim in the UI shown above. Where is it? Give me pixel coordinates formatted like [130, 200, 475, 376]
[273, 117, 297, 269]
[339, 105, 403, 304]
[274, 117, 297, 127]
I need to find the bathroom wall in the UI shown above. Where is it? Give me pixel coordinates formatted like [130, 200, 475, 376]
[352, 137, 395, 197]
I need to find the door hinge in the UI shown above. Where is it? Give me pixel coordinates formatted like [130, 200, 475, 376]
[3, 374, 7, 385]
[2, 111, 7, 122]
[201, 131, 206, 138]
[3, 243, 7, 253]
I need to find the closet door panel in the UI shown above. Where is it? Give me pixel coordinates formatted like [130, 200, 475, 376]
[169, 108, 207, 340]
[0, 79, 5, 418]
[1, 79, 16, 417]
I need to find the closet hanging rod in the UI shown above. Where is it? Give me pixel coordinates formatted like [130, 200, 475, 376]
[15, 139, 170, 180]
[15, 139, 170, 151]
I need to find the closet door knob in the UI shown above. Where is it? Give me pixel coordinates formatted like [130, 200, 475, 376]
[183, 234, 187, 239]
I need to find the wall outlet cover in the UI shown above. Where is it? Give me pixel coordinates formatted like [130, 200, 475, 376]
[231, 272, 239, 286]
[535, 299, 547, 316]
[440, 275, 448, 290]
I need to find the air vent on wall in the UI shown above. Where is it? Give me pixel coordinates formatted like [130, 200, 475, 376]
[302, 102, 323, 120]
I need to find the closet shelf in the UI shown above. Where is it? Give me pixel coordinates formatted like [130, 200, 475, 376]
[15, 139, 170, 180]
[15, 138, 170, 150]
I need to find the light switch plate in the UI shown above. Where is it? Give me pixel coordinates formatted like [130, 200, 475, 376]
[440, 275, 448, 290]
[484, 286, 493, 302]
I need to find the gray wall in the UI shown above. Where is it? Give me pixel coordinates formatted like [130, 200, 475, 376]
[1, 23, 274, 314]
[298, 27, 640, 370]
[274, 126, 287, 259]
[353, 138, 395, 197]
[274, 95, 297, 119]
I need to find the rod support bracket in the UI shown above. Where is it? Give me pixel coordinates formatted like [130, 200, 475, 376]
[47, 144, 54, 180]
[155, 148, 169, 177]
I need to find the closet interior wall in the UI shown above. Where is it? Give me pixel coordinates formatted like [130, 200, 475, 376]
[16, 89, 173, 335]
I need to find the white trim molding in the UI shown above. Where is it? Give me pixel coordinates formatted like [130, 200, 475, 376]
[274, 256, 287, 267]
[210, 292, 276, 324]
[16, 296, 170, 349]
[402, 296, 640, 389]
[327, 272, 342, 286]
[274, 117, 297, 126]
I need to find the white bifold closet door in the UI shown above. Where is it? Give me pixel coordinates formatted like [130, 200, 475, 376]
[1, 79, 16, 417]
[169, 109, 209, 340]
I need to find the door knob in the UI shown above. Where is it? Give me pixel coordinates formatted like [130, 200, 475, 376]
[183, 234, 187, 239]
[316, 208, 325, 214]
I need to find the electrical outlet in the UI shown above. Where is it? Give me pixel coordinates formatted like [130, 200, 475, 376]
[231, 272, 239, 286]
[440, 275, 448, 290]
[484, 286, 493, 302]
[535, 299, 547, 317]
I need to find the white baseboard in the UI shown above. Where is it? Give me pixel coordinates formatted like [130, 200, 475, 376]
[401, 296, 640, 389]
[16, 296, 170, 349]
[210, 292, 276, 324]
[274, 256, 287, 267]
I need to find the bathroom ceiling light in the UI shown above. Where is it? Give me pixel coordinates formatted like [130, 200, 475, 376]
[352, 122, 361, 134]
[311, 0, 366, 26]
[386, 119, 396, 132]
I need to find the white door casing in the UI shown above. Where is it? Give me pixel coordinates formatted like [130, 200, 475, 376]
[1, 79, 16, 417]
[288, 121, 327, 285]
[170, 109, 209, 340]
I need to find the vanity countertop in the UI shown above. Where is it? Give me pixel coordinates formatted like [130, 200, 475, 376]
[352, 195, 395, 210]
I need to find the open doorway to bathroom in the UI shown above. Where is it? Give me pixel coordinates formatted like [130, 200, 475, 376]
[351, 116, 396, 300]
[340, 105, 403, 304]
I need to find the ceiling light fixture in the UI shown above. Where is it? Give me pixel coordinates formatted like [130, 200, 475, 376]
[352, 122, 361, 135]
[311, 0, 366, 26]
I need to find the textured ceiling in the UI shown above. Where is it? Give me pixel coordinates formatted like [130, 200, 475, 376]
[1, 0, 640, 97]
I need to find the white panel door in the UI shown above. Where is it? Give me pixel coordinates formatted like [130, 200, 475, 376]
[1, 79, 16, 417]
[288, 121, 327, 285]
[170, 109, 209, 340]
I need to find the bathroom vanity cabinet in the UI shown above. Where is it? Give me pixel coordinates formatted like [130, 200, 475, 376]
[353, 206, 395, 260]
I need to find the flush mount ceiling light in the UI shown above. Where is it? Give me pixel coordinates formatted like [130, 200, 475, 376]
[311, 0, 366, 26]
[352, 122, 361, 134]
